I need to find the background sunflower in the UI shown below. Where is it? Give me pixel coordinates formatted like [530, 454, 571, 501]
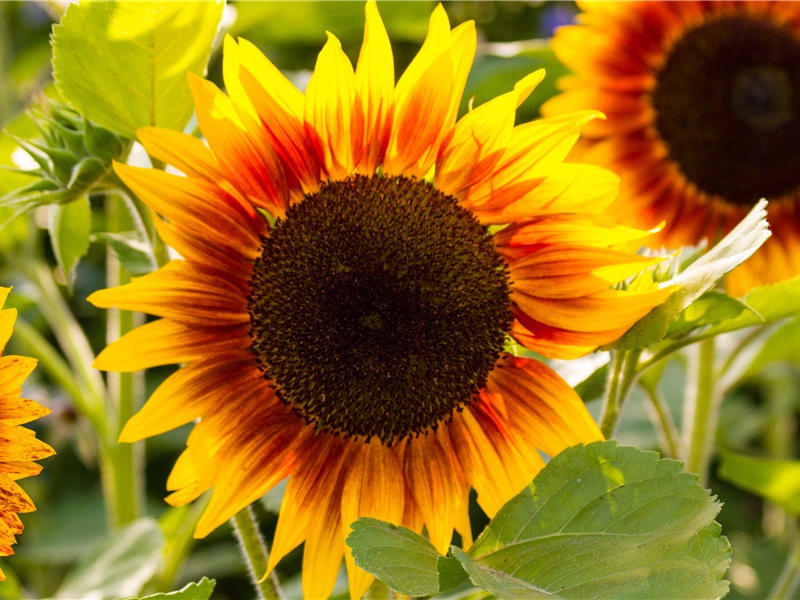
[0, 288, 54, 580]
[544, 0, 800, 296]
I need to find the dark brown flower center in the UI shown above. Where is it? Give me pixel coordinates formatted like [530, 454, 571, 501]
[652, 14, 800, 205]
[247, 174, 512, 444]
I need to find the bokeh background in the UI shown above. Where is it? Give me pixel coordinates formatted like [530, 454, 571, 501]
[0, 2, 796, 598]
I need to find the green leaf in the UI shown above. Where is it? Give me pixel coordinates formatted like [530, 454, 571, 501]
[128, 577, 216, 600]
[574, 363, 608, 404]
[703, 275, 800, 337]
[53, 1, 224, 139]
[718, 451, 800, 516]
[740, 316, 800, 377]
[450, 547, 553, 600]
[93, 231, 158, 276]
[349, 442, 730, 599]
[346, 518, 468, 597]
[666, 291, 756, 338]
[0, 180, 77, 229]
[53, 518, 165, 599]
[613, 199, 770, 350]
[48, 197, 92, 289]
[469, 441, 730, 599]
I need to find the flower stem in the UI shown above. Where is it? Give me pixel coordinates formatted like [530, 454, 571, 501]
[641, 382, 683, 459]
[769, 518, 800, 600]
[600, 349, 642, 439]
[231, 506, 283, 600]
[682, 337, 720, 486]
[104, 193, 144, 527]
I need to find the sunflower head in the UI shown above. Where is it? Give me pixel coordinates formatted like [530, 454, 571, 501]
[90, 3, 675, 597]
[544, 1, 800, 295]
[0, 287, 55, 580]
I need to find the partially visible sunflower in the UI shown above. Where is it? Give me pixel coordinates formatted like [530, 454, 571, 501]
[89, 3, 675, 598]
[544, 1, 800, 296]
[0, 287, 54, 580]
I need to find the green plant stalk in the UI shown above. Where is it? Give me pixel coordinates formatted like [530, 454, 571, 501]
[12, 318, 92, 427]
[641, 383, 682, 459]
[769, 517, 800, 600]
[26, 256, 123, 529]
[600, 349, 642, 438]
[148, 496, 211, 594]
[682, 337, 720, 486]
[32, 261, 107, 429]
[105, 193, 144, 527]
[231, 506, 283, 600]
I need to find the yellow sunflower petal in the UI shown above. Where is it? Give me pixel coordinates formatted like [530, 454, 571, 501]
[188, 74, 289, 214]
[0, 395, 50, 427]
[268, 439, 347, 577]
[449, 402, 545, 517]
[0, 356, 36, 394]
[195, 407, 304, 537]
[402, 430, 468, 554]
[516, 286, 676, 334]
[113, 162, 263, 259]
[305, 32, 357, 179]
[119, 358, 254, 442]
[487, 357, 602, 458]
[237, 37, 305, 119]
[341, 443, 405, 600]
[0, 423, 53, 463]
[384, 5, 476, 177]
[88, 261, 249, 328]
[436, 70, 545, 198]
[95, 319, 249, 373]
[136, 127, 222, 181]
[354, 1, 394, 173]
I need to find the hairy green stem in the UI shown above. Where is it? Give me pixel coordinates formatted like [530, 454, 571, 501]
[641, 383, 682, 459]
[600, 349, 642, 439]
[683, 337, 720, 486]
[231, 506, 282, 600]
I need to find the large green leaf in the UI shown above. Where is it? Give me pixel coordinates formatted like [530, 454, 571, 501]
[348, 442, 730, 599]
[48, 196, 92, 290]
[718, 451, 800, 516]
[613, 200, 770, 350]
[450, 547, 552, 599]
[53, 518, 165, 599]
[53, 1, 224, 139]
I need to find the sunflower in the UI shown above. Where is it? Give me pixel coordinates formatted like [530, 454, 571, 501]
[0, 287, 54, 580]
[543, 1, 800, 296]
[89, 3, 674, 598]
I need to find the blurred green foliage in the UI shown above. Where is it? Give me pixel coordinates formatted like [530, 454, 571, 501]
[0, 2, 797, 599]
